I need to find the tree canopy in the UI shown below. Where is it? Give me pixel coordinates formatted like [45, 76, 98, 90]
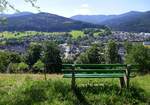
[76, 44, 104, 64]
[26, 43, 42, 69]
[41, 41, 62, 73]
[105, 40, 120, 64]
[125, 44, 150, 73]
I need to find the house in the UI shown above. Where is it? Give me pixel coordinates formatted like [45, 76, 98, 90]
[143, 41, 150, 48]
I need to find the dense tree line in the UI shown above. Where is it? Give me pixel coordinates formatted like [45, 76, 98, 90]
[75, 41, 150, 73]
[0, 41, 62, 73]
[76, 41, 120, 64]
[0, 41, 149, 73]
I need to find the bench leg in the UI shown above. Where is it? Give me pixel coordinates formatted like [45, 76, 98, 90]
[71, 74, 76, 90]
[126, 77, 130, 88]
[119, 77, 126, 88]
[123, 76, 130, 88]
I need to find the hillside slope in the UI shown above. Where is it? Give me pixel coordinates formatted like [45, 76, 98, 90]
[71, 11, 150, 32]
[0, 12, 104, 32]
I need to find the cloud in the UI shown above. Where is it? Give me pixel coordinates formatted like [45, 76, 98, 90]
[75, 3, 91, 15]
[81, 4, 89, 8]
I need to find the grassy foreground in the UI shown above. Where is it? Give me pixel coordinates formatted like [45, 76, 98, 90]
[0, 74, 149, 105]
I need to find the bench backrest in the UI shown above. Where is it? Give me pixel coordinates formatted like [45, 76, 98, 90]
[62, 64, 139, 74]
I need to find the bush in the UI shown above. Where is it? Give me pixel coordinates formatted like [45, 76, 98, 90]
[17, 62, 29, 72]
[0, 51, 21, 73]
[6, 63, 18, 73]
[33, 60, 44, 73]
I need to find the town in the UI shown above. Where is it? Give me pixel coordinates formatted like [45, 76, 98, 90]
[0, 31, 150, 58]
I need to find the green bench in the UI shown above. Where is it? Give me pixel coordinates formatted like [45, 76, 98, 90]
[62, 64, 138, 89]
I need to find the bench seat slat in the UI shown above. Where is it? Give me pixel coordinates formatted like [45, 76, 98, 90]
[62, 69, 138, 73]
[74, 64, 127, 68]
[62, 69, 125, 73]
[63, 73, 125, 78]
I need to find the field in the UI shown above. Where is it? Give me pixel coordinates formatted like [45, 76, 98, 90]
[70, 30, 84, 39]
[0, 74, 150, 105]
[0, 31, 85, 40]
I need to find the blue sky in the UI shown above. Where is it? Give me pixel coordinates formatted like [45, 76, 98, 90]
[7, 0, 150, 17]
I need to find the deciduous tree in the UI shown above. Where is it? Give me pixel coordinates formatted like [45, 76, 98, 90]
[76, 44, 104, 64]
[26, 43, 42, 69]
[125, 44, 150, 73]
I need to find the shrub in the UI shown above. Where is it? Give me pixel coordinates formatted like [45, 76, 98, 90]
[6, 63, 18, 73]
[0, 51, 21, 73]
[33, 60, 44, 73]
[17, 62, 29, 72]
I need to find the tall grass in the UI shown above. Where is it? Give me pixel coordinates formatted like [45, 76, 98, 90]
[0, 74, 149, 105]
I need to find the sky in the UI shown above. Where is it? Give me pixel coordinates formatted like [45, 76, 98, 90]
[6, 0, 150, 17]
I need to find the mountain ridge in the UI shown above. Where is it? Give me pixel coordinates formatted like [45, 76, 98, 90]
[0, 12, 105, 32]
[71, 11, 150, 32]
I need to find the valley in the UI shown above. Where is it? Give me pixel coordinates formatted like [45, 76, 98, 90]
[0, 30, 150, 63]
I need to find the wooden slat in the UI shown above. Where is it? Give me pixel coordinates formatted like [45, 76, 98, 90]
[62, 69, 138, 72]
[74, 64, 127, 68]
[62, 64, 139, 68]
[62, 69, 126, 73]
[63, 73, 125, 78]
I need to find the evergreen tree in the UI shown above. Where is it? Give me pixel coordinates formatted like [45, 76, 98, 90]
[26, 43, 42, 69]
[41, 41, 62, 73]
[105, 40, 120, 64]
[124, 41, 133, 54]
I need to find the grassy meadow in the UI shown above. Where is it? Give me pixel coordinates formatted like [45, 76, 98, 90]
[0, 31, 85, 40]
[0, 74, 149, 105]
[70, 30, 84, 39]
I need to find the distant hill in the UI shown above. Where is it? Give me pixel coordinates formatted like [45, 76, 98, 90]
[71, 11, 150, 32]
[71, 15, 116, 24]
[0, 12, 105, 32]
[0, 12, 33, 18]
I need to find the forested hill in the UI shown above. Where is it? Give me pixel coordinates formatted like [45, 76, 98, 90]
[71, 11, 150, 32]
[0, 12, 105, 32]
